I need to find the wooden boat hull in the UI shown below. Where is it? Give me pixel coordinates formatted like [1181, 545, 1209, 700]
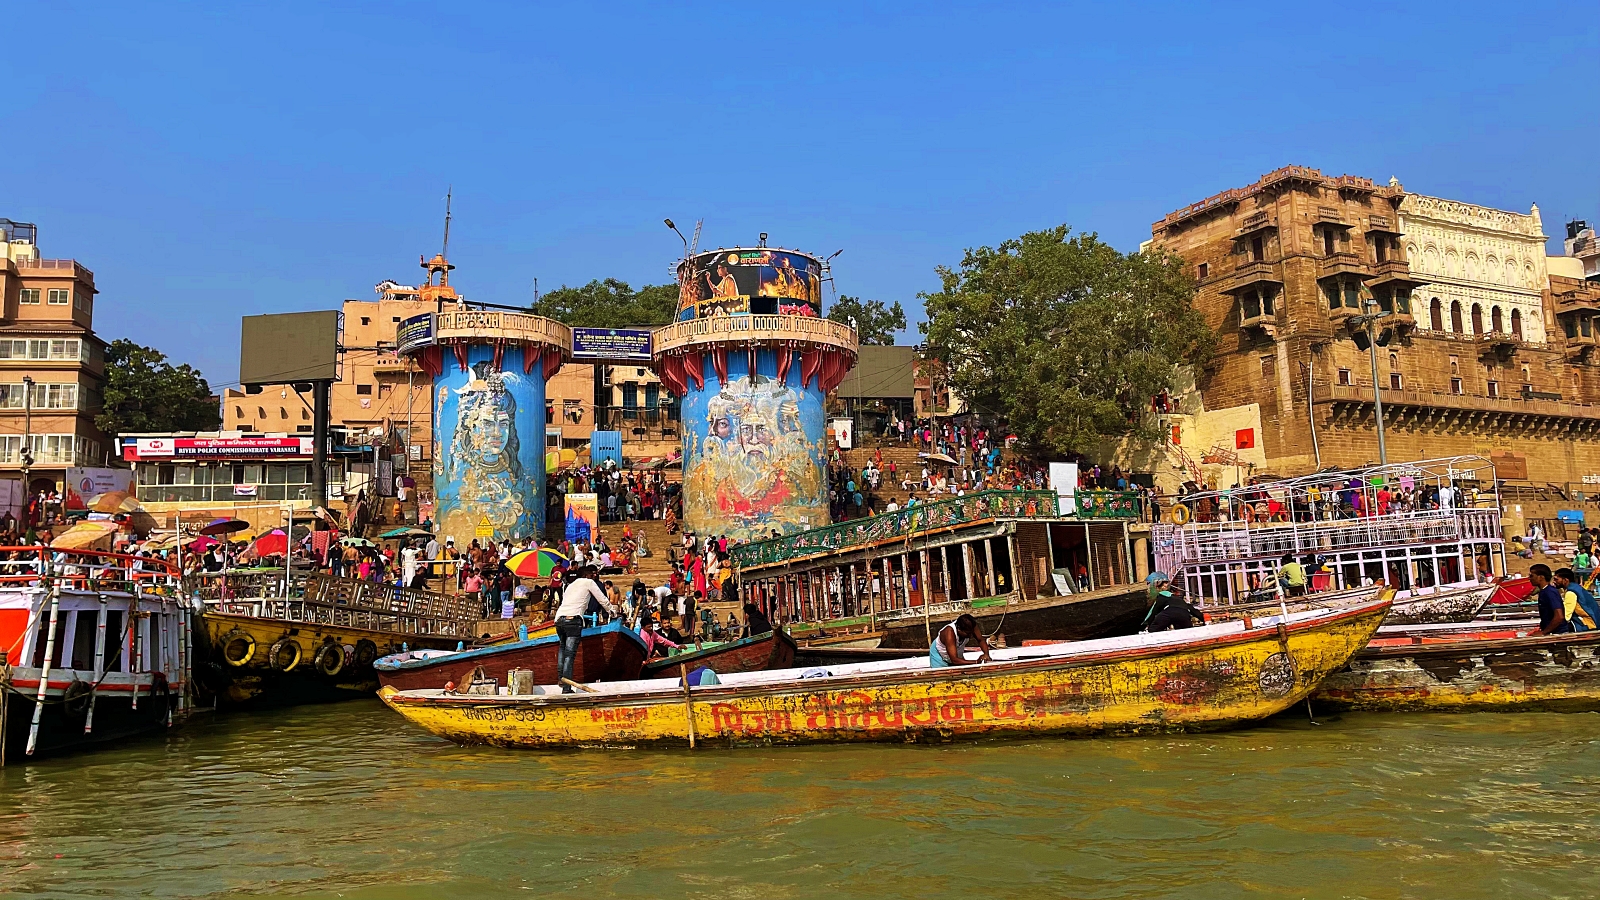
[640, 629, 798, 677]
[375, 622, 647, 693]
[1313, 629, 1600, 713]
[1384, 584, 1494, 626]
[194, 612, 461, 710]
[380, 599, 1390, 749]
[877, 586, 1149, 650]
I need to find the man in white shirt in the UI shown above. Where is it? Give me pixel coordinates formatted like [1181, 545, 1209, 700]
[554, 566, 610, 692]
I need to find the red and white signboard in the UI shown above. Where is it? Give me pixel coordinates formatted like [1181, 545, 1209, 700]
[123, 436, 313, 460]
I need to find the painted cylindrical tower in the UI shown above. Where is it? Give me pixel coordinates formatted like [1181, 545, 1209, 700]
[653, 245, 858, 542]
[397, 255, 572, 545]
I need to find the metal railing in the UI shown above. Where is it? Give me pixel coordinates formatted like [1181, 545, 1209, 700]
[732, 489, 1141, 569]
[1153, 507, 1502, 569]
[653, 315, 858, 355]
[196, 571, 479, 637]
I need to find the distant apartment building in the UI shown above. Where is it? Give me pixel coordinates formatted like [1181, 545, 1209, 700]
[0, 219, 112, 494]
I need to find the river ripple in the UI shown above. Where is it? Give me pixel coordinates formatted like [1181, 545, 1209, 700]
[1, 702, 1597, 899]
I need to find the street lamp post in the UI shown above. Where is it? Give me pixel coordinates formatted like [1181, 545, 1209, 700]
[20, 376, 34, 522]
[1353, 298, 1390, 465]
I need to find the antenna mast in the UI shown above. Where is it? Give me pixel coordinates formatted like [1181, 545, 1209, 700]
[689, 219, 702, 256]
[441, 187, 453, 259]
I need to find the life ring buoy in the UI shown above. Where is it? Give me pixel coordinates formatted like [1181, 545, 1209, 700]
[267, 639, 302, 672]
[314, 641, 346, 677]
[1169, 504, 1192, 525]
[220, 630, 256, 667]
[353, 639, 379, 669]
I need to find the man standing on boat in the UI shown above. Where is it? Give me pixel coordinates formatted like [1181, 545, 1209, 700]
[930, 614, 994, 668]
[554, 565, 610, 692]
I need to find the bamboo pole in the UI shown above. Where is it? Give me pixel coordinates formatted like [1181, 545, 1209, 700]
[25, 583, 61, 757]
[680, 663, 696, 749]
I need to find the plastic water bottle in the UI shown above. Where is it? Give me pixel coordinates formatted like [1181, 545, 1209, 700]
[518, 624, 529, 641]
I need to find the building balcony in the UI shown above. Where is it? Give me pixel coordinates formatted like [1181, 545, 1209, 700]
[1313, 206, 1348, 227]
[1235, 211, 1277, 237]
[1366, 213, 1399, 234]
[1564, 331, 1598, 360]
[1554, 287, 1600, 314]
[1318, 251, 1369, 281]
[1368, 259, 1421, 288]
[1475, 331, 1524, 355]
[1228, 259, 1282, 292]
[372, 355, 412, 374]
[10, 258, 95, 283]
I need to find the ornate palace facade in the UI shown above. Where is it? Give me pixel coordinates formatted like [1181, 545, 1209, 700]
[1146, 166, 1600, 488]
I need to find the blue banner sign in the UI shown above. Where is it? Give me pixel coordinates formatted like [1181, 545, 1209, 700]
[571, 327, 653, 362]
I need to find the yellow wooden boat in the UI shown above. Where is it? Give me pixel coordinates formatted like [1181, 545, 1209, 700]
[378, 596, 1391, 749]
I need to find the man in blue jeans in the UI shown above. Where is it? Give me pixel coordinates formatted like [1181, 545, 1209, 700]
[553, 565, 610, 692]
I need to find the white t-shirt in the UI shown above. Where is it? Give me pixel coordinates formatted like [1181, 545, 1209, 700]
[556, 577, 608, 619]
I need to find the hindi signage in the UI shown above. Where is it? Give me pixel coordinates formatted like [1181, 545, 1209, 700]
[571, 327, 653, 362]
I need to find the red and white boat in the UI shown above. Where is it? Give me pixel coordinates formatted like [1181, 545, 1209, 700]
[0, 547, 192, 760]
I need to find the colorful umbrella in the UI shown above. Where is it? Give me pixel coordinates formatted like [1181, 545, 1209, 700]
[199, 517, 249, 536]
[505, 547, 568, 578]
[339, 537, 378, 549]
[253, 529, 288, 557]
[87, 490, 141, 514]
[51, 520, 119, 550]
[186, 534, 221, 551]
[380, 526, 432, 539]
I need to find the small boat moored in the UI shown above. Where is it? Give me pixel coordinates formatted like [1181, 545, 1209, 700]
[640, 628, 798, 678]
[1313, 624, 1600, 713]
[379, 594, 1391, 749]
[375, 620, 647, 693]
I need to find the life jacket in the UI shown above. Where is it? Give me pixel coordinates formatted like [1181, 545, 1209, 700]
[1567, 582, 1600, 633]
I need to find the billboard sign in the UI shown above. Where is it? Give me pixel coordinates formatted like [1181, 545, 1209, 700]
[65, 467, 133, 510]
[239, 311, 342, 384]
[564, 493, 598, 544]
[676, 247, 823, 320]
[571, 327, 653, 362]
[395, 313, 436, 354]
[123, 436, 313, 460]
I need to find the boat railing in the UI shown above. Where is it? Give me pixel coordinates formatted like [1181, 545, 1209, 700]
[0, 546, 182, 595]
[203, 573, 479, 637]
[1153, 506, 1503, 569]
[733, 489, 1139, 569]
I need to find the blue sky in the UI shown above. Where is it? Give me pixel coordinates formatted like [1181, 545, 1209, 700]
[5, 2, 1597, 387]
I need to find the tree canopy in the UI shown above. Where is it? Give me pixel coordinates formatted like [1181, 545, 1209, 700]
[919, 225, 1212, 456]
[827, 295, 908, 345]
[529, 279, 678, 328]
[97, 339, 222, 437]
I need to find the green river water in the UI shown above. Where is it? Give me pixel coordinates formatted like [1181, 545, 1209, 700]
[1, 702, 1597, 899]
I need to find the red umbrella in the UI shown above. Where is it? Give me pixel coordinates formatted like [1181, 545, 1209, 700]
[252, 529, 288, 557]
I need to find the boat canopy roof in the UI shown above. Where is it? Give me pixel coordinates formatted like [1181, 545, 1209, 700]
[1178, 456, 1496, 504]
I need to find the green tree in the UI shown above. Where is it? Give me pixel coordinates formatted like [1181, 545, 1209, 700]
[919, 225, 1212, 456]
[529, 279, 678, 328]
[827, 295, 907, 345]
[97, 339, 222, 437]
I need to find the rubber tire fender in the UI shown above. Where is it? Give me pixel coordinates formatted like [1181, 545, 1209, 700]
[220, 630, 256, 667]
[353, 639, 379, 669]
[314, 641, 345, 677]
[267, 638, 302, 672]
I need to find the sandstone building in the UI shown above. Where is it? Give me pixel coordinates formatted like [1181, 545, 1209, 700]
[1146, 166, 1600, 489]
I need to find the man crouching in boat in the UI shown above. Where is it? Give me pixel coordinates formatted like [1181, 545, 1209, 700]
[930, 614, 994, 669]
[554, 565, 610, 693]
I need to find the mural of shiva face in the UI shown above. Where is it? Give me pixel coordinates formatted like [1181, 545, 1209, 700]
[682, 370, 825, 540]
[436, 359, 542, 543]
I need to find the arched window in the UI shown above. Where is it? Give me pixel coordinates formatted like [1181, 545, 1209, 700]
[1451, 300, 1464, 333]
[257, 407, 266, 419]
[279, 407, 288, 419]
[1430, 298, 1444, 331]
[235, 406, 244, 418]
[1511, 308, 1523, 338]
[1491, 306, 1504, 334]
[1471, 303, 1484, 335]
[1388, 352, 1399, 369]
